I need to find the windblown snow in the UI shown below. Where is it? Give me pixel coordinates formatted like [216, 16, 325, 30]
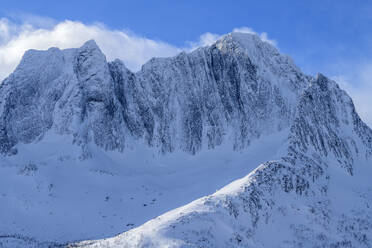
[0, 32, 371, 248]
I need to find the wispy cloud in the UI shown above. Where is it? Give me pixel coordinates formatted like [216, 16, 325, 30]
[331, 62, 372, 127]
[186, 32, 221, 50]
[186, 26, 278, 51]
[0, 18, 184, 80]
[233, 27, 277, 46]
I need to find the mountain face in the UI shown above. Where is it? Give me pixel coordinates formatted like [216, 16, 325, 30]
[0, 33, 309, 157]
[77, 76, 372, 248]
[0, 40, 129, 157]
[0, 33, 371, 248]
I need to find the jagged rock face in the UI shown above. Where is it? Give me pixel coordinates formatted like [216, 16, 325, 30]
[289, 74, 372, 174]
[65, 41, 129, 155]
[0, 41, 131, 157]
[136, 33, 309, 153]
[0, 33, 309, 156]
[78, 75, 372, 248]
[0, 47, 65, 153]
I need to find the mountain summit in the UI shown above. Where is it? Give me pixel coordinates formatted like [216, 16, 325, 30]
[0, 32, 371, 248]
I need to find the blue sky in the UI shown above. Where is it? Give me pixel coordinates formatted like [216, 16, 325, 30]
[0, 0, 372, 124]
[1, 0, 372, 74]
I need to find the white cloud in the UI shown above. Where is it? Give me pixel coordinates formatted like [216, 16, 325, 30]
[0, 18, 182, 80]
[186, 26, 277, 51]
[332, 63, 372, 127]
[233, 27, 277, 46]
[187, 32, 221, 50]
[197, 32, 221, 46]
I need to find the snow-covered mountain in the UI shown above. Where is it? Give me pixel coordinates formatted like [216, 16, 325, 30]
[0, 33, 308, 157]
[0, 32, 371, 248]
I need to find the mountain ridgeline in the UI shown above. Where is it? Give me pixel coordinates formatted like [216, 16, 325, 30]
[0, 33, 309, 157]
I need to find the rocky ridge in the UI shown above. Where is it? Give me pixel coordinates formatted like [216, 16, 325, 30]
[0, 32, 309, 157]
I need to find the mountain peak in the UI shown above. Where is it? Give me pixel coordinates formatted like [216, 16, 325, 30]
[212, 31, 297, 74]
[75, 39, 108, 82]
[77, 39, 106, 64]
[80, 39, 100, 50]
[228, 31, 263, 43]
[312, 73, 339, 92]
[215, 31, 277, 52]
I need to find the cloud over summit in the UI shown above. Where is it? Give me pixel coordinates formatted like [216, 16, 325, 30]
[0, 18, 278, 81]
[0, 18, 182, 80]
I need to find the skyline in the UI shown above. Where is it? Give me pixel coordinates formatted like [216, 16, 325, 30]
[0, 0, 371, 125]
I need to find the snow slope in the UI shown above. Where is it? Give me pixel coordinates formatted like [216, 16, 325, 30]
[0, 128, 288, 245]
